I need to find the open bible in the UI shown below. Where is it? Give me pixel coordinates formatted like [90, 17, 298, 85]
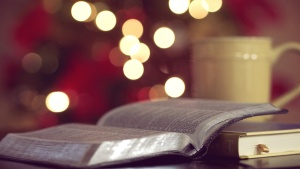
[0, 98, 286, 168]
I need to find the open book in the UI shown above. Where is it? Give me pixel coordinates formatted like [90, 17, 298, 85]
[0, 99, 286, 168]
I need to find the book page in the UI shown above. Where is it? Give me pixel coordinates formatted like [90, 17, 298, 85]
[98, 99, 284, 149]
[98, 99, 281, 135]
[0, 124, 194, 168]
[13, 123, 166, 142]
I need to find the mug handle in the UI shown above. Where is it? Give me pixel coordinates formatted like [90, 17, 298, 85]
[271, 42, 300, 107]
[272, 85, 300, 107]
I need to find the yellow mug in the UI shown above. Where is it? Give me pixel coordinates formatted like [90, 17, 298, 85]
[191, 37, 300, 121]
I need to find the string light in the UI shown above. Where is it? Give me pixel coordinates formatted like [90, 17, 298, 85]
[153, 27, 175, 49]
[67, 1, 224, 102]
[169, 0, 190, 14]
[46, 91, 70, 113]
[123, 59, 144, 80]
[201, 0, 222, 12]
[71, 1, 93, 22]
[164, 77, 185, 98]
[95, 10, 116, 31]
[189, 0, 208, 19]
[130, 43, 150, 63]
[5, 0, 229, 126]
[122, 19, 144, 38]
[119, 35, 140, 55]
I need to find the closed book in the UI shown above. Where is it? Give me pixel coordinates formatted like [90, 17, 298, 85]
[206, 122, 300, 159]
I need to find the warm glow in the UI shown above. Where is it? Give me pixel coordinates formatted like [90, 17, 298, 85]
[138, 87, 151, 101]
[31, 95, 46, 111]
[43, 0, 63, 14]
[22, 53, 42, 73]
[95, 10, 116, 31]
[19, 89, 37, 107]
[169, 0, 190, 14]
[130, 43, 150, 63]
[149, 84, 168, 101]
[39, 44, 60, 74]
[154, 27, 175, 49]
[119, 35, 140, 55]
[94, 2, 109, 12]
[71, 1, 93, 22]
[109, 47, 129, 67]
[201, 0, 222, 12]
[189, 0, 208, 19]
[165, 77, 185, 98]
[123, 59, 144, 80]
[87, 3, 97, 22]
[46, 91, 70, 113]
[122, 19, 144, 38]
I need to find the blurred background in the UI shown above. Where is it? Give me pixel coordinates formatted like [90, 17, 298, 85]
[0, 0, 300, 138]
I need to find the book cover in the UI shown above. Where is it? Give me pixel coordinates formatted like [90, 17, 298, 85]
[206, 122, 300, 159]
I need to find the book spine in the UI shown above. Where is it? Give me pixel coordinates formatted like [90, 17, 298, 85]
[206, 133, 241, 158]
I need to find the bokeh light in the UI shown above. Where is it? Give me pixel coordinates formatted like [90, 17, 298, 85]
[119, 35, 140, 55]
[71, 1, 93, 22]
[169, 0, 190, 14]
[201, 0, 222, 12]
[109, 47, 129, 67]
[153, 27, 175, 49]
[123, 59, 144, 80]
[149, 84, 168, 101]
[189, 0, 208, 19]
[164, 77, 185, 98]
[138, 87, 151, 101]
[94, 2, 109, 12]
[87, 3, 97, 22]
[122, 19, 144, 38]
[46, 91, 70, 113]
[95, 10, 116, 31]
[19, 89, 37, 108]
[130, 43, 150, 63]
[31, 95, 46, 111]
[22, 53, 42, 73]
[43, 0, 63, 14]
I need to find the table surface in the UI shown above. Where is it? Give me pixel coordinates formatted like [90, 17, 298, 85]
[1, 154, 300, 169]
